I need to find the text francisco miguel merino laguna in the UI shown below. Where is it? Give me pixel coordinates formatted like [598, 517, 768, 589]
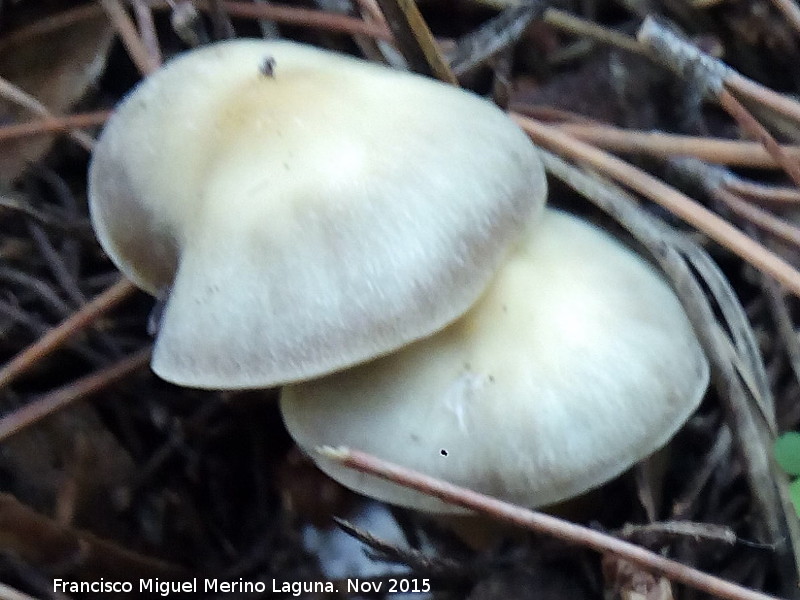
[54, 577, 432, 596]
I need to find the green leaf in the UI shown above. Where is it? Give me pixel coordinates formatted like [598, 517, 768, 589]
[775, 432, 800, 476]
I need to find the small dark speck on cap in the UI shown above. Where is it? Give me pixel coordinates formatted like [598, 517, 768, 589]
[260, 56, 276, 77]
[440, 449, 448, 457]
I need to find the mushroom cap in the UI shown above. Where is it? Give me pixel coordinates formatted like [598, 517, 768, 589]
[281, 209, 710, 513]
[88, 39, 546, 389]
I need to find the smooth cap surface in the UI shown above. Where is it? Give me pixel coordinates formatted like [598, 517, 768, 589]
[88, 39, 546, 389]
[281, 209, 710, 512]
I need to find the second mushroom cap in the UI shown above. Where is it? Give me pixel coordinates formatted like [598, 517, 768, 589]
[281, 209, 710, 512]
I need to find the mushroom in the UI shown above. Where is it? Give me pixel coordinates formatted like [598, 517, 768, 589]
[88, 39, 546, 389]
[280, 209, 710, 513]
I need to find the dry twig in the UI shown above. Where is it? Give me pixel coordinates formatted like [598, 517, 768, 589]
[0, 346, 151, 442]
[543, 8, 643, 54]
[99, 0, 159, 75]
[321, 447, 781, 600]
[637, 18, 800, 187]
[0, 111, 111, 142]
[553, 123, 800, 170]
[714, 187, 800, 248]
[372, 0, 457, 83]
[148, 0, 392, 40]
[131, 0, 163, 67]
[448, 5, 541, 77]
[513, 115, 800, 298]
[0, 279, 137, 391]
[723, 180, 800, 205]
[0, 77, 94, 151]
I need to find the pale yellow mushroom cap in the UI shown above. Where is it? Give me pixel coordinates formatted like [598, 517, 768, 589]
[281, 209, 710, 513]
[88, 39, 546, 389]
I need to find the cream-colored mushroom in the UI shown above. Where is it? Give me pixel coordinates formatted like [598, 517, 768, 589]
[281, 209, 710, 513]
[88, 39, 546, 389]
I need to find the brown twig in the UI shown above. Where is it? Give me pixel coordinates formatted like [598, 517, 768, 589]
[320, 447, 780, 600]
[348, 0, 397, 65]
[0, 111, 112, 142]
[0, 278, 137, 391]
[448, 5, 540, 77]
[0, 78, 94, 151]
[248, 0, 280, 38]
[723, 179, 800, 205]
[767, 0, 800, 39]
[131, 0, 163, 67]
[618, 519, 739, 547]
[512, 115, 800, 298]
[99, 0, 160, 75]
[219, 0, 391, 39]
[0, 5, 105, 49]
[208, 0, 236, 39]
[553, 122, 800, 170]
[713, 187, 800, 248]
[726, 72, 800, 127]
[371, 0, 457, 83]
[0, 194, 93, 237]
[543, 8, 644, 55]
[637, 18, 800, 186]
[0, 346, 151, 442]
[148, 0, 392, 41]
[717, 89, 800, 187]
[169, 0, 209, 47]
